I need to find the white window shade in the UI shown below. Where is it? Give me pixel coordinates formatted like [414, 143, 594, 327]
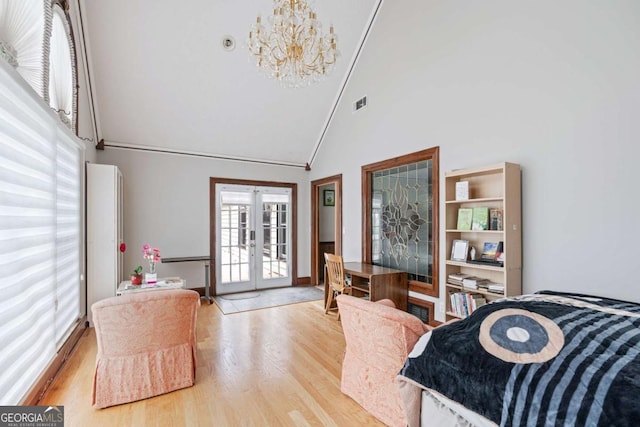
[261, 192, 290, 204]
[55, 128, 81, 344]
[0, 0, 51, 100]
[221, 191, 253, 205]
[48, 5, 76, 129]
[0, 58, 83, 404]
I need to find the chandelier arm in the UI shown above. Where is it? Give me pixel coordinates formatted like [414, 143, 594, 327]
[271, 33, 291, 65]
[301, 33, 324, 70]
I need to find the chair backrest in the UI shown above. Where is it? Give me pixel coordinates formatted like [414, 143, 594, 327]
[337, 294, 431, 363]
[92, 289, 200, 357]
[337, 294, 432, 427]
[324, 252, 348, 292]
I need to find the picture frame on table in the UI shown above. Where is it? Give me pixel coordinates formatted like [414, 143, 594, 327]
[451, 239, 470, 262]
[323, 189, 335, 206]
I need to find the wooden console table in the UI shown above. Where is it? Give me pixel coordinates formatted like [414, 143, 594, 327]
[162, 256, 212, 304]
[324, 262, 408, 311]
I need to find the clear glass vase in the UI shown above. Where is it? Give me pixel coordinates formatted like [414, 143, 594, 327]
[145, 261, 157, 284]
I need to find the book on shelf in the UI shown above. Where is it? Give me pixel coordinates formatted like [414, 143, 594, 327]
[470, 294, 487, 312]
[495, 241, 504, 263]
[471, 207, 489, 230]
[448, 275, 474, 287]
[448, 272, 473, 282]
[456, 208, 473, 230]
[455, 181, 469, 201]
[488, 283, 505, 293]
[489, 208, 503, 231]
[462, 277, 490, 288]
[449, 291, 487, 317]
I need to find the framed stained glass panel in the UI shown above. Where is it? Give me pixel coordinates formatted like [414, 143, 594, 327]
[362, 147, 439, 297]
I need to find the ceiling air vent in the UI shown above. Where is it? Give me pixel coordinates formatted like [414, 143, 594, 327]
[353, 96, 367, 112]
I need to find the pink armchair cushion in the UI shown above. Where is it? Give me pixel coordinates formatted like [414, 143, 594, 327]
[91, 289, 200, 408]
[375, 298, 397, 309]
[337, 294, 432, 427]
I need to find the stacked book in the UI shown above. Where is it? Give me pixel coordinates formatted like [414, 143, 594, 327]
[448, 273, 505, 295]
[449, 292, 487, 317]
[487, 283, 505, 294]
[461, 276, 490, 290]
[447, 272, 473, 286]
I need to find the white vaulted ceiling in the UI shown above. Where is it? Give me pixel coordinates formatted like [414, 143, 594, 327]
[81, 0, 380, 167]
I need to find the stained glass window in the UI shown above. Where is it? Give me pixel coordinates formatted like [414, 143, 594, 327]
[372, 160, 432, 282]
[363, 148, 439, 296]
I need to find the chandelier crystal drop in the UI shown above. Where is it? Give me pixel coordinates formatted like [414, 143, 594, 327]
[248, 0, 339, 88]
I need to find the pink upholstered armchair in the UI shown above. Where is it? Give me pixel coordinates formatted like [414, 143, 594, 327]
[91, 289, 200, 408]
[337, 294, 432, 427]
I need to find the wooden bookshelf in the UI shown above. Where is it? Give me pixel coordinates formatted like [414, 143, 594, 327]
[444, 162, 522, 320]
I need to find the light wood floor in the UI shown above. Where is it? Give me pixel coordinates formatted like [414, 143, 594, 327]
[41, 298, 385, 427]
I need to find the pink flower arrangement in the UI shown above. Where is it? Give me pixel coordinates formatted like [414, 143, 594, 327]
[142, 244, 160, 273]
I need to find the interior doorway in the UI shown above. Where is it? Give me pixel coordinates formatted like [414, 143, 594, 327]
[311, 175, 342, 286]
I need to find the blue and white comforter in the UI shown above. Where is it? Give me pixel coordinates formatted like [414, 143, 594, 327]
[398, 291, 640, 426]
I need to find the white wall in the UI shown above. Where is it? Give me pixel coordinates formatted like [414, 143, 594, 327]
[310, 0, 640, 317]
[68, 1, 98, 164]
[97, 148, 309, 287]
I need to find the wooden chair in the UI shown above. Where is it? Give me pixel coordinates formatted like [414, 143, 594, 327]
[324, 253, 370, 320]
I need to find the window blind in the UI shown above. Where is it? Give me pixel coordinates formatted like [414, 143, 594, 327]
[0, 59, 83, 405]
[55, 128, 81, 345]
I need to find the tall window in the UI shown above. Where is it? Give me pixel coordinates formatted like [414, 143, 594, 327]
[0, 60, 84, 405]
[362, 147, 439, 297]
[0, 0, 82, 404]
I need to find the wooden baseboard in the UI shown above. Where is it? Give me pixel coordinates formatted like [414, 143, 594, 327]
[295, 277, 311, 286]
[22, 317, 87, 405]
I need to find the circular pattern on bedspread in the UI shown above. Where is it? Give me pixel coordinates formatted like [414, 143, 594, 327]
[479, 308, 564, 364]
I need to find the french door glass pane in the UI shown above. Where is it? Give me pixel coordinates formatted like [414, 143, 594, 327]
[220, 204, 250, 283]
[262, 202, 288, 279]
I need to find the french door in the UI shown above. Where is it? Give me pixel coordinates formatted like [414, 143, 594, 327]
[215, 184, 292, 294]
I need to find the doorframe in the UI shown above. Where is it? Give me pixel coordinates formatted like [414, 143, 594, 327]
[310, 174, 342, 286]
[210, 177, 298, 295]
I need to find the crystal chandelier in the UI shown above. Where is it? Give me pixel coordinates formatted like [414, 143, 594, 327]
[248, 0, 339, 88]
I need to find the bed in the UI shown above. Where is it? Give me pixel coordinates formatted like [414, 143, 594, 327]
[397, 291, 640, 426]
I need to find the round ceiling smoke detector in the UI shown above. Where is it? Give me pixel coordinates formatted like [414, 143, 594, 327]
[222, 36, 235, 51]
